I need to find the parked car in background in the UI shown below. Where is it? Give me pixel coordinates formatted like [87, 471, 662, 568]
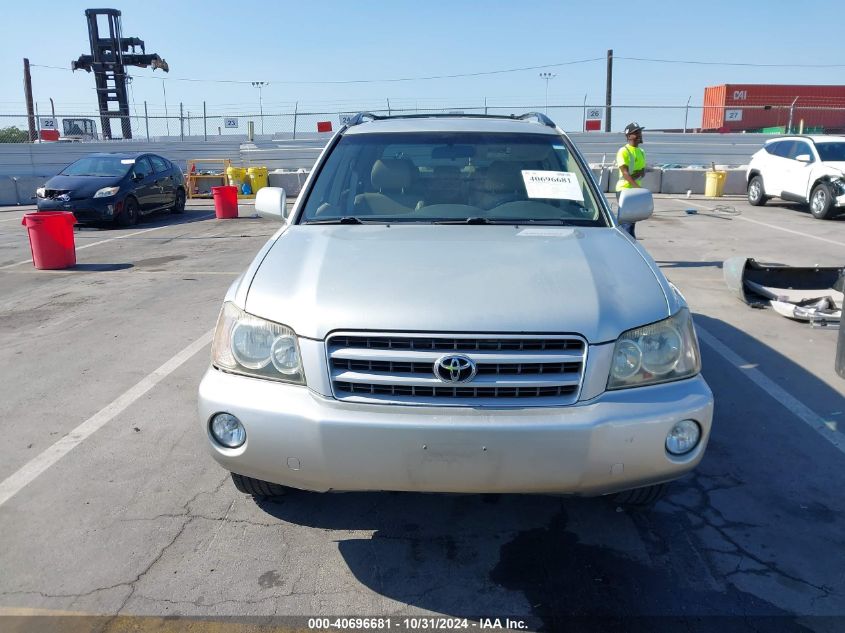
[198, 112, 714, 508]
[36, 152, 185, 227]
[747, 135, 845, 219]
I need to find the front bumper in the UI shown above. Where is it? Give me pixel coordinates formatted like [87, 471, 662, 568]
[197, 368, 714, 496]
[36, 197, 119, 222]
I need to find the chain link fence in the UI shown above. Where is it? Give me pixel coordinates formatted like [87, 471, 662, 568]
[4, 103, 845, 143]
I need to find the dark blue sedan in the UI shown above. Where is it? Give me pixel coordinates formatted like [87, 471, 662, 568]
[36, 152, 186, 227]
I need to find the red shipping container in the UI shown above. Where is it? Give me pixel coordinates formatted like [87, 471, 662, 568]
[702, 84, 845, 132]
[317, 121, 332, 133]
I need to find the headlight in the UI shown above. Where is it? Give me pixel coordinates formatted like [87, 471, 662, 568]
[608, 309, 701, 389]
[36, 187, 46, 198]
[93, 186, 120, 198]
[211, 302, 305, 384]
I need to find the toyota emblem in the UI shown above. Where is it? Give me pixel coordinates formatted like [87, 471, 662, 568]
[434, 355, 477, 383]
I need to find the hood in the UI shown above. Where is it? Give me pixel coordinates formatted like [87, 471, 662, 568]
[44, 174, 124, 197]
[821, 161, 845, 174]
[245, 225, 670, 343]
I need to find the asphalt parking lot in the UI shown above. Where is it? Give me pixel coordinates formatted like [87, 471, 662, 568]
[0, 196, 843, 632]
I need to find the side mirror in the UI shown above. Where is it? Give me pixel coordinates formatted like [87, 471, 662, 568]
[255, 186, 287, 220]
[795, 154, 812, 163]
[617, 188, 653, 224]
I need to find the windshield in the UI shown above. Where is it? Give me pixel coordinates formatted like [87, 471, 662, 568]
[815, 142, 845, 162]
[299, 132, 607, 226]
[61, 156, 133, 177]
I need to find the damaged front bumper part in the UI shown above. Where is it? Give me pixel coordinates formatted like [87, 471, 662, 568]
[723, 257, 843, 325]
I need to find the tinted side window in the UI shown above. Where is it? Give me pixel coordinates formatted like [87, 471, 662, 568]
[150, 156, 169, 173]
[767, 141, 794, 158]
[790, 142, 813, 160]
[133, 157, 154, 179]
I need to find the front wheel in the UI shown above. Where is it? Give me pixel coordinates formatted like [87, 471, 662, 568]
[117, 197, 139, 227]
[747, 176, 767, 206]
[610, 483, 668, 508]
[809, 182, 835, 220]
[231, 473, 291, 499]
[170, 189, 185, 214]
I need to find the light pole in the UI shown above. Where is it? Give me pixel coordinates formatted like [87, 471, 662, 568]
[251, 81, 268, 136]
[539, 72, 556, 114]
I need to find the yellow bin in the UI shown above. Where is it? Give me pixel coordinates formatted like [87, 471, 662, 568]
[247, 166, 268, 194]
[705, 170, 727, 197]
[226, 166, 247, 188]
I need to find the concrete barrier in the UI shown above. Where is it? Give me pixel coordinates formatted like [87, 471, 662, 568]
[0, 176, 17, 205]
[607, 167, 662, 194]
[659, 169, 708, 195]
[723, 169, 748, 195]
[268, 170, 307, 197]
[13, 176, 46, 204]
[590, 167, 609, 193]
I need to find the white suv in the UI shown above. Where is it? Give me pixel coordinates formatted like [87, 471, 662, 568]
[747, 135, 845, 219]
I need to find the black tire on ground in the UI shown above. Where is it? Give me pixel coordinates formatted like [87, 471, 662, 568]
[747, 175, 767, 206]
[170, 189, 186, 214]
[117, 197, 140, 227]
[611, 483, 668, 508]
[231, 472, 290, 498]
[809, 182, 835, 220]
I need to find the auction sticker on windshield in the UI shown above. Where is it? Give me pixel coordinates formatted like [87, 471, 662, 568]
[521, 170, 584, 202]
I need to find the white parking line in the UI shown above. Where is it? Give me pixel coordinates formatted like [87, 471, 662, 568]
[697, 326, 845, 456]
[684, 201, 845, 247]
[0, 215, 26, 223]
[0, 215, 215, 271]
[0, 330, 213, 509]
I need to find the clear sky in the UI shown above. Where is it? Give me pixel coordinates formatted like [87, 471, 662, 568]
[2, 0, 843, 132]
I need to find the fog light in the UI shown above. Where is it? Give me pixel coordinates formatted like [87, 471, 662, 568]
[210, 413, 245, 448]
[665, 420, 700, 456]
[106, 204, 114, 216]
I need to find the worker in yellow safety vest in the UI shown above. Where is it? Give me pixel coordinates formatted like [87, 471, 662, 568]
[615, 122, 646, 238]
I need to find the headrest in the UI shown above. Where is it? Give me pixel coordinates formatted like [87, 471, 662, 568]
[371, 159, 415, 192]
[484, 161, 524, 193]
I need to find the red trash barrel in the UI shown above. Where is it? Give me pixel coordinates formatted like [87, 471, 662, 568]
[212, 185, 239, 219]
[21, 211, 77, 270]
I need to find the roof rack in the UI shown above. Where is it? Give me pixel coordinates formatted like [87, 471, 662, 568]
[343, 111, 557, 129]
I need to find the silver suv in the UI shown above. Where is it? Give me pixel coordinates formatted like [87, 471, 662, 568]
[198, 113, 713, 506]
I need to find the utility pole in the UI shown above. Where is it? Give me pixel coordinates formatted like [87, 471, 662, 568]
[251, 81, 267, 135]
[683, 96, 692, 134]
[539, 72, 556, 115]
[23, 58, 36, 142]
[605, 49, 613, 132]
[787, 96, 799, 134]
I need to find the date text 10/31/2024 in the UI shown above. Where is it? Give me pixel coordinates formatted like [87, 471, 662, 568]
[307, 617, 529, 630]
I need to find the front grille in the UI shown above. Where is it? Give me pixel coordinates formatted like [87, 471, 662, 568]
[330, 335, 582, 352]
[327, 332, 587, 406]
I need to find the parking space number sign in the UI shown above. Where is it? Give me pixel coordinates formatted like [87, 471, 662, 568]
[40, 118, 57, 130]
[586, 108, 602, 120]
[224, 117, 239, 129]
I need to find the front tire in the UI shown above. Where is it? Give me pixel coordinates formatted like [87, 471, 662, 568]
[170, 189, 185, 214]
[747, 175, 767, 206]
[809, 182, 834, 219]
[231, 473, 291, 499]
[611, 483, 668, 508]
[117, 197, 139, 227]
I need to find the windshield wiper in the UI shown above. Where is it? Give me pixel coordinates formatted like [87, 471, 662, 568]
[432, 217, 580, 225]
[303, 216, 368, 225]
[433, 217, 491, 224]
